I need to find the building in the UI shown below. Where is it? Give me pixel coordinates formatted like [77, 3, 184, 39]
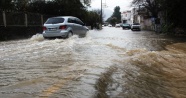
[131, 7, 153, 30]
[121, 11, 132, 24]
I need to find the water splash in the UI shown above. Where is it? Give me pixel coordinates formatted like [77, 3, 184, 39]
[30, 33, 44, 41]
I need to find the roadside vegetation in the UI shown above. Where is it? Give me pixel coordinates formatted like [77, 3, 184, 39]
[106, 6, 121, 26]
[0, 0, 102, 27]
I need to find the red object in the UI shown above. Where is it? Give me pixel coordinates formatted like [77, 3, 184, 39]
[59, 25, 67, 30]
[43, 26, 47, 31]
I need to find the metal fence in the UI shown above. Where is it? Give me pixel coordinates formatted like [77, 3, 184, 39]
[0, 11, 53, 27]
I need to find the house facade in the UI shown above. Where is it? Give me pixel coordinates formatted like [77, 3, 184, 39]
[131, 7, 153, 30]
[121, 11, 132, 24]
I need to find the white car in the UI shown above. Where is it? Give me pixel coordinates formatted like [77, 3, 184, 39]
[108, 24, 112, 27]
[115, 24, 120, 28]
[131, 23, 141, 31]
[42, 16, 88, 38]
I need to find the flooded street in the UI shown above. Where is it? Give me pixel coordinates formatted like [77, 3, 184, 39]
[0, 27, 186, 98]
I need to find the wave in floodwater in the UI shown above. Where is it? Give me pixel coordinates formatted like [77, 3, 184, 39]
[0, 30, 186, 98]
[95, 42, 186, 98]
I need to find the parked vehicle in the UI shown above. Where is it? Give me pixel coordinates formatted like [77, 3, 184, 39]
[108, 24, 112, 27]
[115, 24, 120, 28]
[122, 23, 131, 29]
[131, 23, 141, 31]
[42, 16, 88, 38]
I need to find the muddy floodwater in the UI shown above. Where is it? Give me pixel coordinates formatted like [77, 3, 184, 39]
[0, 27, 186, 98]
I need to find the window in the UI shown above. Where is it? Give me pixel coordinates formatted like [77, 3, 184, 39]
[45, 18, 64, 24]
[68, 18, 76, 23]
[75, 18, 84, 26]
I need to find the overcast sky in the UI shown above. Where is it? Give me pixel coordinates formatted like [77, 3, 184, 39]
[90, 0, 133, 12]
[89, 0, 133, 20]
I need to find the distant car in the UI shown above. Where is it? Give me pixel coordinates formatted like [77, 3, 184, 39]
[42, 16, 88, 38]
[115, 24, 120, 28]
[131, 23, 141, 31]
[108, 24, 112, 27]
[122, 23, 131, 29]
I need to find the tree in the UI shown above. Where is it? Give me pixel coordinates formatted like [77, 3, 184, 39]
[85, 10, 101, 29]
[80, 0, 91, 7]
[106, 17, 117, 26]
[112, 6, 121, 23]
[12, 0, 34, 12]
[132, 0, 162, 18]
[0, 0, 13, 10]
[106, 6, 121, 25]
[162, 0, 186, 28]
[1, 0, 103, 30]
[26, 0, 86, 15]
[27, 0, 46, 13]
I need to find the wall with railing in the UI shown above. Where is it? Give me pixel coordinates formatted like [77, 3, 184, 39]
[0, 11, 53, 27]
[0, 11, 53, 41]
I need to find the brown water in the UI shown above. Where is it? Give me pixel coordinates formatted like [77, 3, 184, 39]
[0, 27, 186, 98]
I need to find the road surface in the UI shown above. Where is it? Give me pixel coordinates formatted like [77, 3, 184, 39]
[0, 27, 186, 98]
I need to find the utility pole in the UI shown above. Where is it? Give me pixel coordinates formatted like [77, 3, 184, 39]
[101, 0, 102, 25]
[100, 0, 107, 29]
[101, 0, 107, 25]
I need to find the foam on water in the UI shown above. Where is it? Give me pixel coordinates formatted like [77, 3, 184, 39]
[1, 29, 186, 98]
[30, 33, 44, 41]
[111, 42, 186, 98]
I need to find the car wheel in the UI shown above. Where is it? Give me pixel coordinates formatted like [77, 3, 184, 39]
[66, 32, 73, 38]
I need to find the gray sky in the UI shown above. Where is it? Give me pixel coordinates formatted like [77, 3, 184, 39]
[89, 0, 133, 20]
[90, 0, 133, 12]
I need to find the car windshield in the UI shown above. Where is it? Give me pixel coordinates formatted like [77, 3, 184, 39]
[45, 18, 64, 24]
